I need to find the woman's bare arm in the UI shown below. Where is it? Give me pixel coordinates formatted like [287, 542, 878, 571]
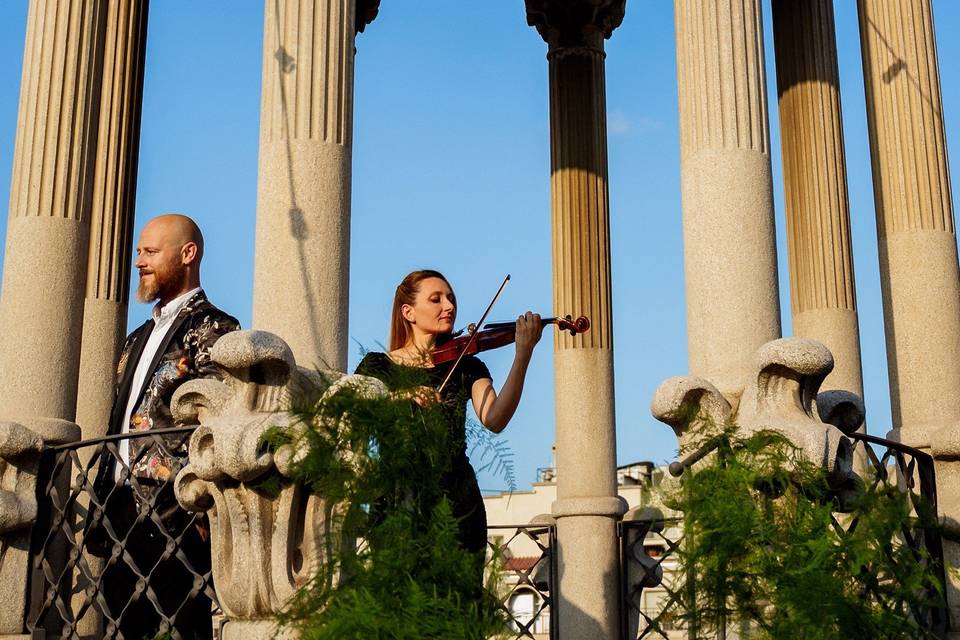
[471, 312, 543, 433]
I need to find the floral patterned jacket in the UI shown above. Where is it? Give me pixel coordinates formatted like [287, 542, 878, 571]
[94, 290, 239, 497]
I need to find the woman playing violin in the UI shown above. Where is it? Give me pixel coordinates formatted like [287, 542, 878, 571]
[355, 269, 544, 560]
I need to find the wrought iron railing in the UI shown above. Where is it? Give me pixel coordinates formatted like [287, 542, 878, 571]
[621, 432, 949, 639]
[620, 515, 684, 639]
[846, 431, 948, 636]
[27, 426, 217, 640]
[25, 429, 559, 639]
[486, 523, 558, 640]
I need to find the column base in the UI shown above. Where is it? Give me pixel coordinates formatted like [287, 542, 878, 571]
[552, 497, 626, 639]
[552, 496, 626, 518]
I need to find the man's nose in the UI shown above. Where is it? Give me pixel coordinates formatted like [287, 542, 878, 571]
[134, 254, 145, 269]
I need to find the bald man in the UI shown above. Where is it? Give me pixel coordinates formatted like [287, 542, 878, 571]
[90, 214, 239, 639]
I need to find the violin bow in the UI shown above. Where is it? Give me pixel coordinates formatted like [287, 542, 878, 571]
[437, 274, 511, 395]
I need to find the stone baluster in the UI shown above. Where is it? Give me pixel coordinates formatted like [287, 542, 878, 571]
[858, 0, 960, 626]
[524, 1, 626, 636]
[674, 0, 781, 398]
[771, 0, 864, 405]
[251, 0, 379, 372]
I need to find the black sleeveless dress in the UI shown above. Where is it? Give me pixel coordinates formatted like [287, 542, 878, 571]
[355, 352, 491, 555]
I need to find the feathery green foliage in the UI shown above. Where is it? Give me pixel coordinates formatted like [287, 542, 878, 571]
[262, 364, 509, 639]
[664, 424, 944, 640]
[466, 416, 517, 493]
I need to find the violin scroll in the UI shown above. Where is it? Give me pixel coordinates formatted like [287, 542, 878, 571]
[556, 315, 590, 336]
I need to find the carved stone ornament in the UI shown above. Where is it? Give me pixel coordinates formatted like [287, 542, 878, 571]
[525, 0, 626, 50]
[355, 0, 381, 34]
[651, 337, 861, 489]
[0, 417, 79, 634]
[172, 330, 387, 638]
[0, 421, 43, 634]
[0, 422, 43, 534]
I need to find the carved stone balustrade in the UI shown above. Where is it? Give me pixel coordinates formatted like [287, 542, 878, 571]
[172, 330, 386, 640]
[651, 337, 862, 490]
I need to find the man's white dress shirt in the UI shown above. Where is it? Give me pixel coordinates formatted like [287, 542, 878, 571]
[116, 287, 201, 479]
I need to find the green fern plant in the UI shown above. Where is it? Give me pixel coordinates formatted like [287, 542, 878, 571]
[262, 363, 510, 639]
[663, 424, 945, 640]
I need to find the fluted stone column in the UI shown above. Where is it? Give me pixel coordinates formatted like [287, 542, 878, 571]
[76, 0, 148, 444]
[771, 0, 864, 403]
[0, 0, 105, 429]
[0, 1, 106, 635]
[69, 4, 148, 637]
[674, 0, 781, 397]
[525, 2, 625, 636]
[858, 0, 960, 628]
[252, 0, 379, 372]
[858, 0, 959, 448]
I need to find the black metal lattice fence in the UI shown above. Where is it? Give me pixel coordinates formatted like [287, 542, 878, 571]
[25, 428, 559, 640]
[486, 523, 558, 639]
[27, 426, 217, 640]
[845, 432, 948, 636]
[620, 515, 684, 639]
[620, 432, 949, 639]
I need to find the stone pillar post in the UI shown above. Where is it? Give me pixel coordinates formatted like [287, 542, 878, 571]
[674, 0, 781, 397]
[770, 0, 864, 403]
[76, 0, 148, 444]
[857, 0, 959, 448]
[0, 1, 106, 635]
[858, 0, 960, 628]
[252, 0, 379, 372]
[0, 0, 105, 428]
[525, 2, 626, 636]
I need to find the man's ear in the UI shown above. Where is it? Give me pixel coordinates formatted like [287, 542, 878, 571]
[181, 241, 199, 266]
[401, 303, 415, 323]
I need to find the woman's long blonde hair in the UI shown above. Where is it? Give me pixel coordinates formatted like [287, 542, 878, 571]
[389, 270, 453, 351]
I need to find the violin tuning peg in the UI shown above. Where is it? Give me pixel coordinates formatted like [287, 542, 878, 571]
[467, 323, 477, 334]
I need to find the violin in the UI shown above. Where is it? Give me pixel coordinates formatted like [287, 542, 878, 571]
[431, 315, 591, 365]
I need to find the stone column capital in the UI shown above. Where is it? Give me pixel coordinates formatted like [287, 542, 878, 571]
[356, 0, 380, 33]
[524, 0, 626, 51]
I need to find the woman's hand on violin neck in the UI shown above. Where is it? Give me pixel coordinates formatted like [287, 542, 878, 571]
[413, 385, 442, 407]
[394, 385, 442, 407]
[515, 311, 544, 359]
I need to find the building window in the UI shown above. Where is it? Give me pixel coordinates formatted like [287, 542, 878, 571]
[509, 589, 549, 634]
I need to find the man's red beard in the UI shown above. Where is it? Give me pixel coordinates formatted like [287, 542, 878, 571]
[136, 268, 179, 304]
[136, 274, 161, 303]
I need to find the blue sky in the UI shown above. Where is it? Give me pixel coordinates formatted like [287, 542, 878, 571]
[1, 2, 958, 493]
